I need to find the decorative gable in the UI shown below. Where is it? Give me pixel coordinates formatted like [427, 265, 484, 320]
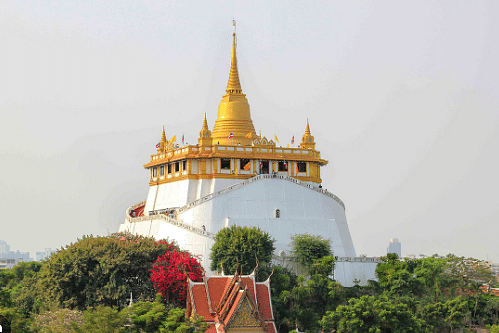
[227, 296, 263, 330]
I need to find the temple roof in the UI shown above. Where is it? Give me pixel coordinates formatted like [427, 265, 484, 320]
[187, 273, 276, 333]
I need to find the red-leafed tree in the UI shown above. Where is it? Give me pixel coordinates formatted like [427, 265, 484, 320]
[150, 250, 203, 306]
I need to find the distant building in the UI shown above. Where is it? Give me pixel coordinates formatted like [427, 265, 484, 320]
[490, 263, 499, 278]
[0, 240, 33, 262]
[0, 258, 24, 269]
[0, 240, 10, 254]
[36, 248, 57, 261]
[387, 238, 401, 258]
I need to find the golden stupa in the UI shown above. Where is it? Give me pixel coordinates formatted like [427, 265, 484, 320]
[144, 31, 327, 185]
[212, 33, 257, 146]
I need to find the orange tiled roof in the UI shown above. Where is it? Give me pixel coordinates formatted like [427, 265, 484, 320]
[187, 272, 277, 333]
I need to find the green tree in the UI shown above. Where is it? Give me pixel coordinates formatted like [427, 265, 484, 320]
[0, 269, 15, 307]
[292, 270, 343, 333]
[20, 233, 175, 311]
[484, 296, 499, 325]
[419, 296, 469, 332]
[290, 234, 331, 274]
[489, 324, 499, 333]
[0, 262, 42, 309]
[323, 294, 426, 333]
[412, 256, 451, 302]
[375, 253, 424, 297]
[0, 306, 32, 333]
[71, 305, 127, 333]
[10, 261, 43, 285]
[124, 294, 207, 333]
[444, 296, 469, 332]
[124, 293, 170, 333]
[160, 307, 207, 333]
[269, 266, 297, 333]
[210, 225, 275, 275]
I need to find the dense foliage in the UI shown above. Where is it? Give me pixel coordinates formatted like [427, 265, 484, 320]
[32, 234, 176, 310]
[1, 229, 498, 332]
[210, 225, 275, 275]
[323, 294, 426, 332]
[268, 239, 499, 333]
[290, 233, 332, 273]
[124, 294, 208, 333]
[11, 233, 177, 313]
[151, 249, 204, 306]
[269, 234, 339, 332]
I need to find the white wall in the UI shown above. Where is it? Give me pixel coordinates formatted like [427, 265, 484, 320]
[334, 258, 379, 287]
[179, 177, 356, 258]
[123, 176, 357, 274]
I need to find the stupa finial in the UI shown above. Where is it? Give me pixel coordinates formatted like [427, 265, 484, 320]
[202, 113, 209, 131]
[305, 119, 311, 135]
[161, 126, 167, 144]
[157, 126, 167, 151]
[226, 31, 242, 94]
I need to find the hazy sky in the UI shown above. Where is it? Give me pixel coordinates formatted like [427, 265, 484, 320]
[1, 1, 498, 262]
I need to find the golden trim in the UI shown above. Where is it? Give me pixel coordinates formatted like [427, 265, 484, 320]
[149, 172, 322, 186]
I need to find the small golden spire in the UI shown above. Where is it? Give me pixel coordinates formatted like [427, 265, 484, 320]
[202, 113, 209, 131]
[199, 113, 212, 146]
[226, 33, 242, 94]
[159, 126, 167, 151]
[301, 119, 315, 150]
[161, 126, 167, 143]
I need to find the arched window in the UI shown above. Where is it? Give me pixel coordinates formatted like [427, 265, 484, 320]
[275, 209, 280, 219]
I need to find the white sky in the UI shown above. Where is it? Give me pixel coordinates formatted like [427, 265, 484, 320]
[1, 1, 498, 262]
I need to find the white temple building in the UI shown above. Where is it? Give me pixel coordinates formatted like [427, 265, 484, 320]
[118, 31, 376, 285]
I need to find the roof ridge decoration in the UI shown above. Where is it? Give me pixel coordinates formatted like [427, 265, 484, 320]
[204, 275, 214, 314]
[218, 279, 243, 321]
[215, 274, 239, 313]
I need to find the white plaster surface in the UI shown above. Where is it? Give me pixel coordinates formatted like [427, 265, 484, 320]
[121, 176, 356, 273]
[334, 260, 379, 287]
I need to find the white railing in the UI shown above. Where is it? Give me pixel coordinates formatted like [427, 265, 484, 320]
[175, 174, 345, 215]
[125, 212, 215, 239]
[335, 257, 382, 263]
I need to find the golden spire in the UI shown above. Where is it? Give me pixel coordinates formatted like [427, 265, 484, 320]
[159, 126, 167, 151]
[305, 118, 311, 135]
[212, 31, 256, 146]
[202, 112, 209, 131]
[226, 33, 242, 94]
[161, 126, 167, 143]
[300, 119, 316, 150]
[199, 113, 212, 146]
